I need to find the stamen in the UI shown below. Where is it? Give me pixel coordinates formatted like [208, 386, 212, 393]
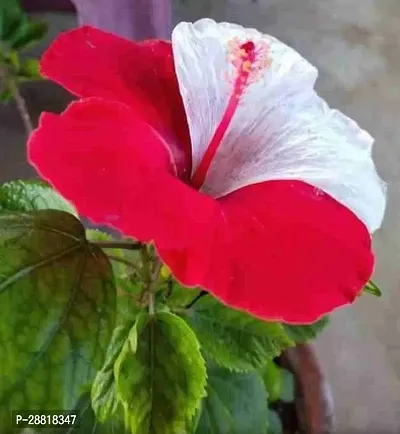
[190, 37, 271, 190]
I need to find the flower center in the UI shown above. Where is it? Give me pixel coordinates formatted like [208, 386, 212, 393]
[190, 38, 271, 190]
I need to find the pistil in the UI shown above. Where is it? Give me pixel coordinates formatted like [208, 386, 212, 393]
[190, 38, 271, 189]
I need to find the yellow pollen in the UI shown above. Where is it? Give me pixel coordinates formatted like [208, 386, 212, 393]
[225, 37, 272, 91]
[242, 60, 252, 73]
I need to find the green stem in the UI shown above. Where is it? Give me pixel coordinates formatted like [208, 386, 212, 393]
[148, 257, 162, 315]
[92, 240, 142, 250]
[148, 290, 155, 315]
[8, 77, 34, 136]
[137, 245, 162, 314]
[165, 277, 173, 299]
[140, 244, 151, 279]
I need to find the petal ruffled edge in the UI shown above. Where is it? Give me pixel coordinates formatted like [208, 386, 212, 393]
[159, 180, 374, 324]
[41, 25, 192, 179]
[28, 97, 218, 249]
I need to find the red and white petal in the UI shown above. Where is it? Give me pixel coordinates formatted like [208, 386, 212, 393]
[158, 180, 374, 324]
[41, 26, 191, 178]
[172, 19, 386, 232]
[28, 98, 219, 249]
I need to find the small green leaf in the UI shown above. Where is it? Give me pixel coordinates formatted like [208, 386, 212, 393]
[184, 297, 294, 372]
[86, 229, 117, 244]
[283, 316, 329, 343]
[0, 0, 23, 43]
[186, 407, 202, 434]
[114, 311, 207, 434]
[0, 179, 77, 215]
[92, 324, 134, 423]
[261, 361, 283, 403]
[196, 362, 269, 434]
[2, 13, 28, 49]
[9, 19, 49, 50]
[262, 362, 294, 404]
[0, 0, 48, 51]
[0, 210, 116, 429]
[364, 280, 382, 297]
[18, 58, 41, 80]
[0, 52, 42, 82]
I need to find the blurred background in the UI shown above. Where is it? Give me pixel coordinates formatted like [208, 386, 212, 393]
[1, 0, 399, 432]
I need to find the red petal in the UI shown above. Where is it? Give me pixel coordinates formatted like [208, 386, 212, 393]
[158, 180, 374, 324]
[40, 26, 191, 179]
[28, 98, 218, 248]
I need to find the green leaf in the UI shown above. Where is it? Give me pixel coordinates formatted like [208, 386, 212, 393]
[2, 13, 28, 49]
[261, 361, 294, 404]
[0, 0, 23, 43]
[185, 407, 202, 434]
[0, 179, 77, 215]
[0, 210, 116, 429]
[0, 0, 48, 51]
[114, 311, 207, 434]
[8, 19, 48, 50]
[196, 363, 269, 434]
[92, 324, 134, 424]
[0, 51, 42, 82]
[18, 58, 41, 80]
[184, 297, 294, 372]
[261, 361, 283, 403]
[364, 280, 382, 297]
[283, 316, 329, 343]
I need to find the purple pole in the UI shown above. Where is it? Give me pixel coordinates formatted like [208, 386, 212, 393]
[20, 0, 75, 12]
[21, 0, 172, 40]
[71, 0, 172, 40]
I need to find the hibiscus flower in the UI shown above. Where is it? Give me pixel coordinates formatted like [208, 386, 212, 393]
[28, 19, 386, 324]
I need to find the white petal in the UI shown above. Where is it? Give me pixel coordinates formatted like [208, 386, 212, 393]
[171, 19, 386, 233]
